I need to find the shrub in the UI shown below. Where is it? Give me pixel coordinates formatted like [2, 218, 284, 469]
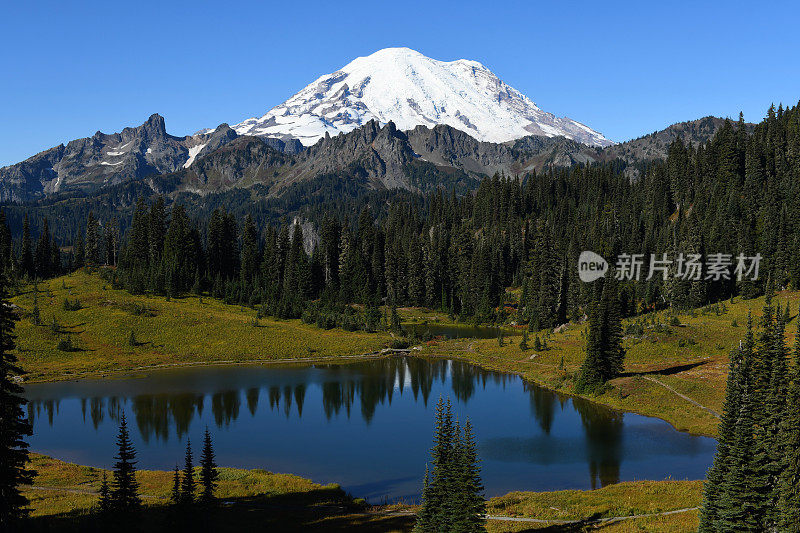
[57, 337, 74, 352]
[63, 298, 82, 311]
[391, 338, 410, 349]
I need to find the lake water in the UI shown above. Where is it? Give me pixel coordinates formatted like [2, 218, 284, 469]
[24, 357, 716, 502]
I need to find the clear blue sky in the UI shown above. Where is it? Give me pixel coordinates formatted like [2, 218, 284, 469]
[2, 0, 798, 166]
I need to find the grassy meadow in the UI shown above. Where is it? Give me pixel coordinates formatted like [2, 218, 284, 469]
[421, 291, 799, 436]
[12, 270, 391, 382]
[24, 454, 702, 532]
[14, 270, 769, 530]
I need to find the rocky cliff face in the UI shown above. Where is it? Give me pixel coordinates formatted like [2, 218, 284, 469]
[0, 114, 743, 205]
[0, 114, 198, 202]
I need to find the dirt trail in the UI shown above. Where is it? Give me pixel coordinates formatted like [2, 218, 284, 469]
[643, 375, 721, 419]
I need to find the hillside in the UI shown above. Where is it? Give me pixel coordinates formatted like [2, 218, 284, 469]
[14, 269, 792, 437]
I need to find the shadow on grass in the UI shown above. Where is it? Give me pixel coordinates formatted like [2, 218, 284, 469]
[619, 359, 710, 378]
[25, 487, 416, 532]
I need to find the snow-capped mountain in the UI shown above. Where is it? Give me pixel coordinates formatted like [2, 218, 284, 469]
[228, 48, 613, 148]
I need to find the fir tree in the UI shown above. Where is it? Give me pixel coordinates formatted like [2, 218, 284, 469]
[98, 472, 111, 514]
[20, 214, 33, 279]
[415, 398, 486, 532]
[199, 428, 219, 505]
[0, 274, 33, 530]
[111, 413, 141, 513]
[73, 233, 85, 269]
[180, 438, 194, 505]
[519, 330, 528, 351]
[34, 218, 52, 278]
[85, 212, 101, 266]
[171, 464, 180, 505]
[699, 315, 752, 531]
[451, 420, 486, 533]
[779, 319, 800, 530]
[575, 278, 625, 394]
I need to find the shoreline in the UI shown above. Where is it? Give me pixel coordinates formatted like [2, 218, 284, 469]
[21, 344, 717, 439]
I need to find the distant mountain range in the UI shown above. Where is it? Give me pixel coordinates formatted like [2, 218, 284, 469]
[0, 48, 749, 204]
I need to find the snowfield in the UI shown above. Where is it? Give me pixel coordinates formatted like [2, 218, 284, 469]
[227, 48, 613, 147]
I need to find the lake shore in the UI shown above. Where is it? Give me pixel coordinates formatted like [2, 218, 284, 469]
[11, 270, 766, 438]
[23, 453, 703, 532]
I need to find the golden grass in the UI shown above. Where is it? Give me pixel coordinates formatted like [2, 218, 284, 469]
[12, 271, 391, 382]
[420, 292, 799, 436]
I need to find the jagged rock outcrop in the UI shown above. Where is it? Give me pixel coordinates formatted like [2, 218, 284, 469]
[0, 114, 209, 202]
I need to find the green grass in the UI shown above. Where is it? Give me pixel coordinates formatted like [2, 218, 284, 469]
[13, 271, 392, 382]
[486, 480, 702, 532]
[22, 453, 415, 532]
[421, 293, 799, 436]
[23, 454, 701, 533]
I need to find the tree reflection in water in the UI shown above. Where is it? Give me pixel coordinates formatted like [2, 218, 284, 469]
[26, 358, 515, 442]
[24, 357, 715, 497]
[25, 358, 620, 487]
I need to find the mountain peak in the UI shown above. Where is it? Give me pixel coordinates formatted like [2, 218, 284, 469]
[230, 48, 613, 148]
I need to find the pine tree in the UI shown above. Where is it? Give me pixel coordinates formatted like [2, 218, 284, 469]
[779, 319, 800, 530]
[519, 330, 528, 351]
[416, 397, 454, 531]
[34, 218, 52, 278]
[575, 278, 625, 394]
[98, 472, 112, 514]
[74, 232, 85, 270]
[171, 465, 180, 505]
[451, 420, 486, 532]
[0, 273, 33, 530]
[240, 214, 259, 285]
[0, 210, 13, 275]
[111, 413, 141, 513]
[199, 428, 218, 505]
[180, 438, 194, 505]
[415, 398, 487, 532]
[20, 214, 33, 278]
[85, 212, 100, 266]
[699, 315, 752, 531]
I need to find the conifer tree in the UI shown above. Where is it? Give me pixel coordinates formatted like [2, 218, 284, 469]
[20, 214, 33, 278]
[98, 472, 111, 514]
[451, 420, 486, 532]
[171, 464, 180, 505]
[240, 214, 259, 286]
[0, 273, 33, 530]
[199, 428, 218, 505]
[699, 315, 752, 531]
[85, 212, 100, 266]
[779, 319, 800, 530]
[519, 330, 528, 351]
[74, 233, 86, 269]
[415, 398, 486, 532]
[575, 278, 625, 393]
[34, 218, 52, 278]
[111, 413, 141, 513]
[180, 438, 194, 504]
[0, 210, 13, 275]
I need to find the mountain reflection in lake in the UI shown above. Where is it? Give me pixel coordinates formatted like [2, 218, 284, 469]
[24, 357, 716, 501]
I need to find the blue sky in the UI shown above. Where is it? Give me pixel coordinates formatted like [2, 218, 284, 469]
[1, 0, 798, 166]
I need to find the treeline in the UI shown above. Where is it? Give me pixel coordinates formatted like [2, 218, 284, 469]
[700, 290, 800, 531]
[0, 209, 117, 283]
[9, 102, 800, 328]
